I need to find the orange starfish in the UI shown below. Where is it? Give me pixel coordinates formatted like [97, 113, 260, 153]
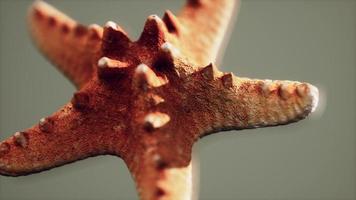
[0, 0, 319, 200]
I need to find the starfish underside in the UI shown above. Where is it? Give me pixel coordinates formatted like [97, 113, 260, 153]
[0, 1, 319, 200]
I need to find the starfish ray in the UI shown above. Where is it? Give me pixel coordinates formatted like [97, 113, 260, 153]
[0, 0, 319, 200]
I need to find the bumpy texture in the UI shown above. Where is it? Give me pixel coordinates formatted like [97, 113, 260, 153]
[0, 1, 319, 200]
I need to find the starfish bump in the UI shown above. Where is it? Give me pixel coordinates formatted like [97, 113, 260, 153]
[0, 0, 319, 200]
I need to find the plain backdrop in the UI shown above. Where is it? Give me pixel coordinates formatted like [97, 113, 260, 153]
[0, 0, 355, 200]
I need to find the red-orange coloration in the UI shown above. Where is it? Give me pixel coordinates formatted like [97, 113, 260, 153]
[0, 1, 319, 200]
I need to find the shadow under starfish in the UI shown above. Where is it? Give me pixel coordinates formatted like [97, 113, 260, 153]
[0, 0, 319, 200]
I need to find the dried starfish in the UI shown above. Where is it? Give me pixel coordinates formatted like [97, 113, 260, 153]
[0, 0, 319, 200]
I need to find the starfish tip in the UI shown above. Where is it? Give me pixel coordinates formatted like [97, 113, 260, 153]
[306, 84, 319, 113]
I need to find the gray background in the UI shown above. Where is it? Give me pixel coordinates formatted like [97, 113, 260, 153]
[0, 0, 355, 199]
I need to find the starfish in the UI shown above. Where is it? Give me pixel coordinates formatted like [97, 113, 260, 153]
[0, 0, 319, 200]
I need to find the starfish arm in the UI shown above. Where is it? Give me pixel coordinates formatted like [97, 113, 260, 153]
[0, 100, 127, 176]
[196, 74, 319, 136]
[171, 0, 239, 65]
[28, 1, 103, 88]
[125, 149, 193, 200]
[124, 66, 197, 200]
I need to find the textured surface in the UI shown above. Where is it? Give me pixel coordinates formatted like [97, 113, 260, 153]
[0, 1, 354, 200]
[1, 0, 317, 199]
